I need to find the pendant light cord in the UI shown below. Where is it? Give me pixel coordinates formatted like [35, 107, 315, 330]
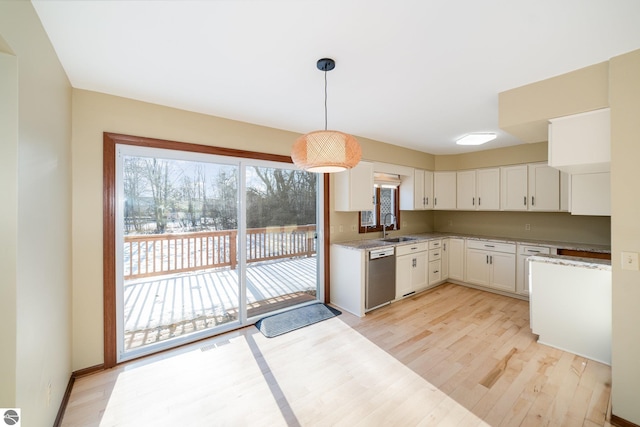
[324, 70, 328, 131]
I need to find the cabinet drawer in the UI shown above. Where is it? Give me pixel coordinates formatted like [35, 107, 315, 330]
[518, 245, 551, 256]
[396, 242, 428, 256]
[429, 248, 441, 261]
[466, 240, 516, 254]
[428, 239, 442, 249]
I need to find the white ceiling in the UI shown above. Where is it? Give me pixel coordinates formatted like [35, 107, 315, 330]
[32, 0, 640, 155]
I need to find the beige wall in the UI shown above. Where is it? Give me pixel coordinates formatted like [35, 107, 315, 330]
[499, 62, 609, 143]
[434, 211, 610, 245]
[0, 2, 72, 426]
[610, 49, 640, 424]
[0, 49, 18, 408]
[435, 141, 548, 170]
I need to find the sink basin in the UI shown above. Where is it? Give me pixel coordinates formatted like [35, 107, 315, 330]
[381, 237, 417, 243]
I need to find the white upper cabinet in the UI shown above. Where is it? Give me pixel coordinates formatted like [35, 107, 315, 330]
[457, 168, 500, 211]
[500, 163, 561, 212]
[548, 108, 610, 174]
[528, 163, 560, 211]
[434, 171, 456, 210]
[569, 172, 611, 216]
[500, 165, 528, 211]
[334, 161, 375, 212]
[477, 168, 501, 210]
[456, 170, 476, 210]
[400, 169, 433, 210]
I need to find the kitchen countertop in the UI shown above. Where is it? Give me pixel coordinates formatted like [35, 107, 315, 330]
[332, 232, 611, 255]
[528, 254, 611, 270]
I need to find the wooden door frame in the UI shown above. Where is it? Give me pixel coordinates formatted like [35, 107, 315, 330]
[103, 132, 330, 368]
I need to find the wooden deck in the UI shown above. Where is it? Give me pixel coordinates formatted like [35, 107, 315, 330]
[123, 256, 317, 351]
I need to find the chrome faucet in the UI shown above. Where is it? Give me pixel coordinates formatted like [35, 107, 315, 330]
[382, 213, 395, 238]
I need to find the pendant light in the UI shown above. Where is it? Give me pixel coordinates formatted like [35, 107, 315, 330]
[291, 58, 362, 173]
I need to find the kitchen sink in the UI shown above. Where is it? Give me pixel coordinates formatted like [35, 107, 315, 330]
[381, 236, 417, 243]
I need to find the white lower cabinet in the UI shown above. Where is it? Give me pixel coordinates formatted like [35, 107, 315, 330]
[395, 242, 428, 299]
[447, 238, 465, 281]
[465, 240, 516, 293]
[516, 244, 552, 296]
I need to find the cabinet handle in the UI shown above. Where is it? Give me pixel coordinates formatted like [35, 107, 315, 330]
[484, 244, 495, 248]
[434, 270, 439, 274]
[410, 246, 418, 250]
[524, 196, 527, 206]
[532, 196, 535, 206]
[426, 197, 429, 205]
[478, 197, 481, 206]
[527, 249, 541, 253]
[412, 258, 417, 268]
[486, 255, 489, 264]
[472, 197, 475, 206]
[443, 243, 447, 251]
[434, 197, 437, 206]
[490, 255, 493, 264]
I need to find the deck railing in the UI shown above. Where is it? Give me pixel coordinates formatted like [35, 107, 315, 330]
[124, 225, 316, 280]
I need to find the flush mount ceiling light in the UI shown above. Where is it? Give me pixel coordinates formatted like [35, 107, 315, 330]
[291, 58, 362, 173]
[456, 133, 497, 146]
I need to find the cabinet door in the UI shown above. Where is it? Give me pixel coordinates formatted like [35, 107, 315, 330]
[412, 252, 428, 291]
[424, 170, 434, 209]
[413, 169, 426, 210]
[434, 171, 457, 210]
[448, 238, 465, 281]
[334, 161, 374, 211]
[516, 254, 528, 296]
[441, 239, 449, 280]
[489, 252, 516, 292]
[465, 249, 490, 286]
[456, 170, 476, 210]
[396, 255, 413, 299]
[528, 163, 559, 211]
[500, 165, 528, 211]
[570, 172, 611, 216]
[477, 168, 500, 210]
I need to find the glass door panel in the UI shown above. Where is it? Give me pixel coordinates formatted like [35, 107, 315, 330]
[117, 147, 241, 361]
[244, 166, 318, 318]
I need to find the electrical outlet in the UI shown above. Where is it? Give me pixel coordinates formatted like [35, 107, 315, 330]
[621, 252, 639, 271]
[525, 224, 531, 231]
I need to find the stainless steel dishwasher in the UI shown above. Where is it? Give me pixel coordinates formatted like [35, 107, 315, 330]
[366, 247, 396, 310]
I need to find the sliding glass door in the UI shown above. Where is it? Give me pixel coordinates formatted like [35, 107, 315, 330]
[115, 144, 321, 362]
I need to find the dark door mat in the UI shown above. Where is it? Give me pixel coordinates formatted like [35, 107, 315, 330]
[255, 303, 341, 338]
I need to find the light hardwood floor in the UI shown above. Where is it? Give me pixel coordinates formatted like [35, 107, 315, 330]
[61, 283, 612, 426]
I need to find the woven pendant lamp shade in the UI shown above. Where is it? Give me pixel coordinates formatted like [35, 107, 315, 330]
[292, 58, 361, 173]
[292, 130, 362, 173]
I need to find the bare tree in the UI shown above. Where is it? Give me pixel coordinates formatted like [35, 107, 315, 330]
[144, 159, 172, 233]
